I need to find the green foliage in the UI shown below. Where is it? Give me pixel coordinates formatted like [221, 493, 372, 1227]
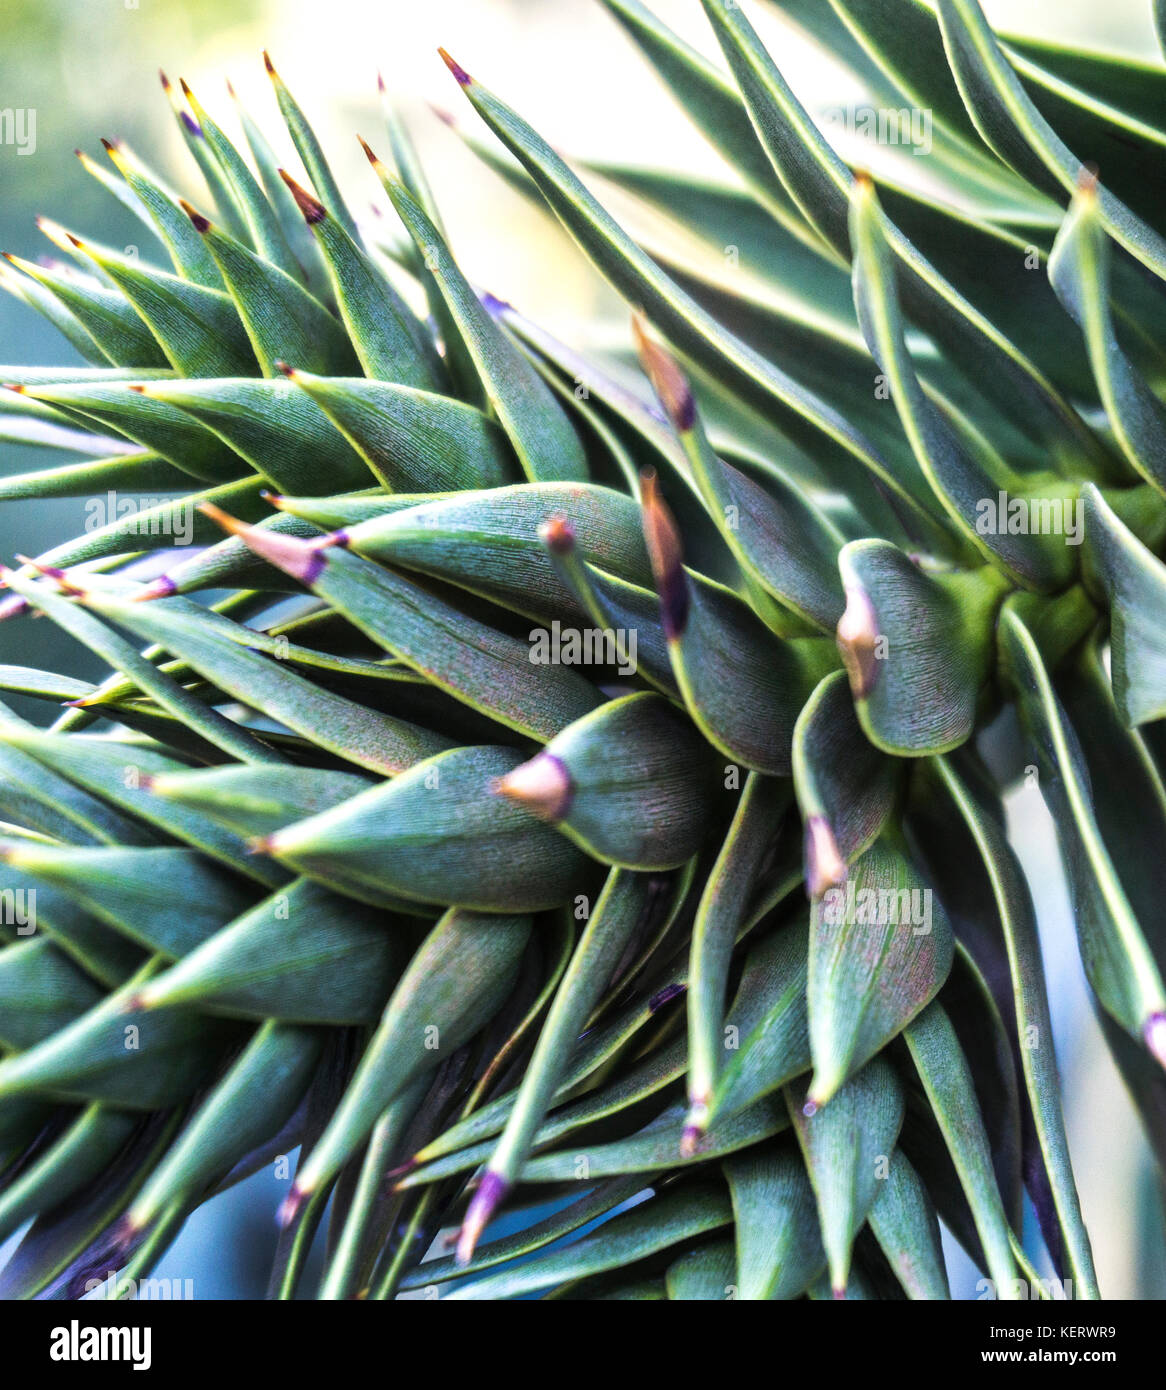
[2, 0, 1165, 1300]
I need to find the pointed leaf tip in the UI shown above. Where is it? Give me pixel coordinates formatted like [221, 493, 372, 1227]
[308, 529, 350, 552]
[1145, 1014, 1166, 1070]
[277, 1185, 308, 1228]
[357, 134, 383, 169]
[538, 512, 575, 555]
[639, 468, 688, 640]
[438, 48, 472, 86]
[278, 168, 328, 224]
[493, 752, 573, 821]
[457, 1171, 509, 1265]
[680, 1098, 709, 1156]
[198, 503, 326, 584]
[805, 815, 846, 899]
[178, 199, 212, 233]
[632, 316, 695, 432]
[836, 583, 881, 699]
[132, 575, 177, 602]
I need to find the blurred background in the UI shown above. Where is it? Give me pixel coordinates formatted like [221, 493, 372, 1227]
[1, 0, 1163, 1298]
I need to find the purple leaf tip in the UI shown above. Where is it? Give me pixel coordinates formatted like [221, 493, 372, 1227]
[438, 48, 472, 86]
[457, 1171, 509, 1265]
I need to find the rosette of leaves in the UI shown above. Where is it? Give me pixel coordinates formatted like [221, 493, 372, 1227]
[0, 0, 1164, 1301]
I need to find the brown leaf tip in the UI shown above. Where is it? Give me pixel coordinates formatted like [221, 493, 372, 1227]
[1078, 162, 1100, 196]
[198, 501, 250, 535]
[178, 199, 211, 234]
[632, 315, 695, 432]
[357, 134, 382, 169]
[836, 582, 881, 699]
[640, 468, 688, 640]
[438, 48, 473, 86]
[538, 512, 575, 556]
[679, 1102, 708, 1158]
[678, 1127, 701, 1159]
[805, 815, 847, 899]
[278, 169, 327, 224]
[263, 50, 277, 78]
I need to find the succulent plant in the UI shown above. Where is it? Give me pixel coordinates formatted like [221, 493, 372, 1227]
[1, 0, 1165, 1302]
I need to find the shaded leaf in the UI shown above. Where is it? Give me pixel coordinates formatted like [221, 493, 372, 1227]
[786, 1054, 905, 1296]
